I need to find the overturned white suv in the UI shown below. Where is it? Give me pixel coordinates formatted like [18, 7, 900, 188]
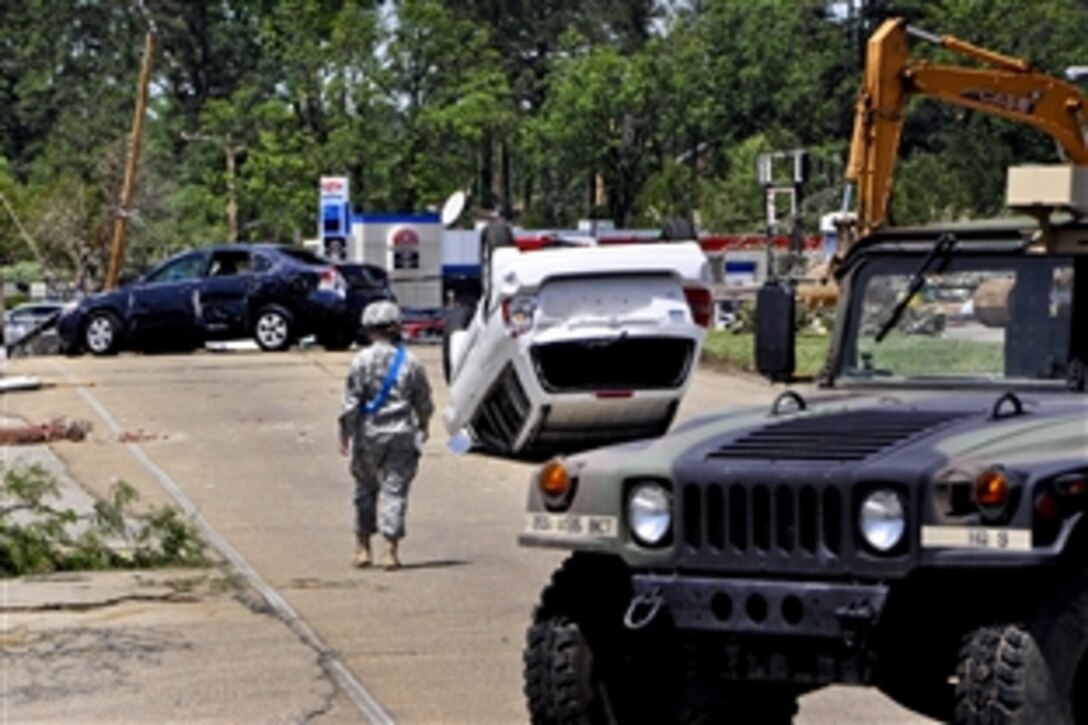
[442, 233, 712, 457]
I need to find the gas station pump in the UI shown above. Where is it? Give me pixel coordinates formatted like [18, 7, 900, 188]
[319, 176, 351, 261]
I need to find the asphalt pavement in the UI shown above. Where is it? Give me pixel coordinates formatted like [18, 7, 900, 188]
[0, 346, 933, 724]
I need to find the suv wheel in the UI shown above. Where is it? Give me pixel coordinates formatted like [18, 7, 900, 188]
[253, 305, 294, 352]
[956, 574, 1088, 725]
[83, 311, 122, 356]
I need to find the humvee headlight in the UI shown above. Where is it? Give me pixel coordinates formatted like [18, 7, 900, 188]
[858, 489, 905, 553]
[628, 482, 671, 546]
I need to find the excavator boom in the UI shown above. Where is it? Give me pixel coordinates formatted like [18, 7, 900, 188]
[846, 17, 1088, 240]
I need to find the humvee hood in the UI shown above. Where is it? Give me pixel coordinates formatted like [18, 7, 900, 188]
[665, 389, 1087, 470]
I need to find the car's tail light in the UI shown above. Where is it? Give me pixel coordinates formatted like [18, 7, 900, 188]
[684, 286, 713, 327]
[501, 294, 537, 336]
[319, 267, 346, 296]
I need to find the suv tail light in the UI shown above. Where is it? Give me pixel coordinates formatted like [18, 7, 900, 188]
[684, 286, 713, 327]
[319, 267, 346, 296]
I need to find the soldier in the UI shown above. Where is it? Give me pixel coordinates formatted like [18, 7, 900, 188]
[478, 208, 515, 311]
[339, 300, 434, 570]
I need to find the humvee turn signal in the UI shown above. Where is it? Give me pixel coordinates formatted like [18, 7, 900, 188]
[975, 468, 1010, 508]
[538, 459, 572, 499]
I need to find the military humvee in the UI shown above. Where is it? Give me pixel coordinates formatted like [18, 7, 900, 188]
[518, 175, 1088, 724]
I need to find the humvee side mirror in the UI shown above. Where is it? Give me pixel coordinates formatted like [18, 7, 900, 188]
[755, 280, 796, 383]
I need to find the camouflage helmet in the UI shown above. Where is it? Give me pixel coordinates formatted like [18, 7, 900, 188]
[362, 300, 401, 327]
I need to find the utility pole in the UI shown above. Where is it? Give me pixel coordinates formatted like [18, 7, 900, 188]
[225, 138, 239, 242]
[105, 30, 155, 290]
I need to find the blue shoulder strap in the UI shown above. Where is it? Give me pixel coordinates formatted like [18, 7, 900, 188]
[364, 345, 406, 415]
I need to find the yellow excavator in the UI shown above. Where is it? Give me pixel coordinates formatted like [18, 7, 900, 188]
[800, 16, 1088, 308]
[848, 16, 1088, 239]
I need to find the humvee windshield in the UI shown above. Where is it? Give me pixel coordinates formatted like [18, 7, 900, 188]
[840, 251, 1073, 385]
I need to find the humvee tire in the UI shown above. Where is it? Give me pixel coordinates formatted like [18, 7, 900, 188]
[955, 574, 1088, 725]
[523, 555, 799, 725]
[523, 555, 669, 724]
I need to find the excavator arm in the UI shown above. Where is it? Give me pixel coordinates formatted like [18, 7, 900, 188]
[846, 17, 1088, 239]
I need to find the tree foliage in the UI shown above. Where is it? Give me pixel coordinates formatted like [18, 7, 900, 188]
[0, 0, 1086, 286]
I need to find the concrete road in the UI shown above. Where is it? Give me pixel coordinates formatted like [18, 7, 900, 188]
[2, 347, 931, 724]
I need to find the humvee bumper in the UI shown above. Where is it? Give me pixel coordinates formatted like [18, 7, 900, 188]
[631, 574, 888, 641]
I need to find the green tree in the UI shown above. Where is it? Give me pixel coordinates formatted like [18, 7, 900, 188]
[532, 43, 666, 226]
[384, 0, 512, 211]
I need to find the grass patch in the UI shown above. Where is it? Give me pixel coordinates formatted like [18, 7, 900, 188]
[0, 464, 209, 577]
[857, 333, 1003, 376]
[702, 330, 830, 379]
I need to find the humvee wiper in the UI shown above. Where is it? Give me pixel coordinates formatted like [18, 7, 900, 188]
[874, 233, 957, 343]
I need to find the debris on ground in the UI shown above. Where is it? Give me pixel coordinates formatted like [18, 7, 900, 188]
[0, 375, 43, 393]
[117, 429, 161, 443]
[0, 419, 92, 445]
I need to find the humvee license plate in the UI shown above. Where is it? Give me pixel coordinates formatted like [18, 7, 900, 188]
[921, 526, 1031, 551]
[526, 513, 618, 538]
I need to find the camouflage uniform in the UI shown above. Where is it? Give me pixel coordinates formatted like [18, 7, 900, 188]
[339, 339, 433, 543]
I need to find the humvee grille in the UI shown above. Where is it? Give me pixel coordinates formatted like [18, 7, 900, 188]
[682, 482, 845, 564]
[707, 410, 968, 462]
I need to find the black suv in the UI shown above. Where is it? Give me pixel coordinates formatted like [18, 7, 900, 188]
[58, 243, 394, 355]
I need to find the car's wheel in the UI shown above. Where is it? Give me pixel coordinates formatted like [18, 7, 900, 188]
[83, 311, 123, 356]
[253, 305, 294, 352]
[955, 574, 1088, 725]
[442, 303, 473, 383]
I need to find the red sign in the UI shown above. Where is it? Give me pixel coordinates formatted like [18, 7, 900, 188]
[390, 226, 420, 249]
[320, 176, 349, 199]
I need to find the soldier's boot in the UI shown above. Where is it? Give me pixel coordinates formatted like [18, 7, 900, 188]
[353, 534, 372, 569]
[381, 537, 401, 571]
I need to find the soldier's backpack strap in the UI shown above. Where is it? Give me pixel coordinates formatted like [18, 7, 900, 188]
[363, 345, 406, 415]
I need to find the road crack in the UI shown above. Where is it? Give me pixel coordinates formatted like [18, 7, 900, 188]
[1, 591, 200, 614]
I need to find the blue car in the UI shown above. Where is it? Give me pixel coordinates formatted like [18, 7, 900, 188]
[58, 243, 394, 355]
